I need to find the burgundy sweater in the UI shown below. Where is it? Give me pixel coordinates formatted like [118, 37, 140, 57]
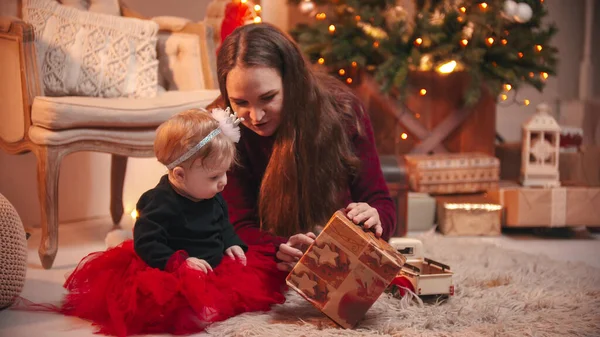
[221, 109, 396, 252]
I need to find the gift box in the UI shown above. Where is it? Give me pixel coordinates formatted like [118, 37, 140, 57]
[405, 152, 499, 194]
[487, 187, 600, 227]
[407, 192, 436, 232]
[435, 195, 502, 236]
[559, 146, 600, 187]
[286, 210, 406, 328]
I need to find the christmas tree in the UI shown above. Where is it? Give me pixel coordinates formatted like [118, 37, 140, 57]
[288, 0, 558, 107]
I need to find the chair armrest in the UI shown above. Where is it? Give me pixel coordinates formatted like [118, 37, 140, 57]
[0, 16, 41, 149]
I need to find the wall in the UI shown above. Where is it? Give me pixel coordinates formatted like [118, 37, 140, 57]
[0, 0, 594, 228]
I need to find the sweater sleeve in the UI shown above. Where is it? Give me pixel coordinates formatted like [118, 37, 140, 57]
[348, 105, 397, 240]
[216, 194, 248, 252]
[133, 191, 179, 270]
[222, 144, 288, 249]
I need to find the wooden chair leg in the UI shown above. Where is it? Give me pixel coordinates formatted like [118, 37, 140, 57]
[110, 155, 128, 227]
[35, 146, 64, 269]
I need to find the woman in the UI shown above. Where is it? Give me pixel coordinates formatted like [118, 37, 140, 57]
[216, 23, 397, 272]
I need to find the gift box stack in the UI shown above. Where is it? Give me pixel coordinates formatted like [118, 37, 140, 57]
[286, 210, 406, 328]
[487, 103, 600, 228]
[404, 152, 503, 236]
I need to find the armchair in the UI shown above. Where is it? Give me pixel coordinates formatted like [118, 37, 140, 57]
[0, 0, 221, 269]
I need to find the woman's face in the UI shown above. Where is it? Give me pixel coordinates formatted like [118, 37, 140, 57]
[226, 65, 284, 137]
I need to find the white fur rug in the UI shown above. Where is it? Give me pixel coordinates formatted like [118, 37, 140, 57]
[205, 233, 600, 337]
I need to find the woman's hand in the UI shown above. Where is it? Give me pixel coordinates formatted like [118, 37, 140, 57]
[276, 232, 316, 272]
[346, 202, 382, 237]
[225, 245, 247, 266]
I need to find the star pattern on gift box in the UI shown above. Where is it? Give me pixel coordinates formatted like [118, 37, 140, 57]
[293, 273, 318, 297]
[313, 243, 339, 267]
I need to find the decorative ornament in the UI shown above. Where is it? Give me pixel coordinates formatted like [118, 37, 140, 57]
[504, 0, 518, 17]
[299, 0, 315, 15]
[514, 3, 533, 23]
[221, 0, 261, 43]
[357, 22, 389, 40]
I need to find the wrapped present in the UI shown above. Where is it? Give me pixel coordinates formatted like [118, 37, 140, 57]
[286, 210, 406, 329]
[407, 192, 436, 232]
[435, 195, 502, 236]
[487, 187, 600, 227]
[405, 152, 499, 194]
[559, 146, 600, 187]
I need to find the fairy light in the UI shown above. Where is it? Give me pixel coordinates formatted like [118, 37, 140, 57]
[241, 0, 248, 3]
[339, 69, 346, 76]
[529, 72, 535, 78]
[479, 2, 488, 10]
[415, 37, 423, 46]
[131, 209, 139, 219]
[419, 88, 427, 96]
[328, 24, 336, 33]
[351, 61, 358, 67]
[501, 94, 508, 101]
[459, 6, 467, 13]
[318, 57, 325, 65]
[415, 113, 421, 119]
[346, 78, 353, 84]
[437, 60, 457, 74]
[457, 16, 464, 22]
[254, 4, 261, 12]
[518, 52, 524, 58]
[461, 39, 469, 46]
[400, 133, 408, 140]
[316, 12, 326, 20]
[373, 41, 380, 48]
[501, 39, 508, 45]
[504, 84, 512, 91]
[253, 16, 262, 23]
[535, 45, 543, 52]
[355, 15, 361, 21]
[486, 37, 495, 46]
[541, 72, 549, 79]
[523, 99, 530, 106]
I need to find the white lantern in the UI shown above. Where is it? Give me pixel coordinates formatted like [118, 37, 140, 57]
[521, 103, 561, 188]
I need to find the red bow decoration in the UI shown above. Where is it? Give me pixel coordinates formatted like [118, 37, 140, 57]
[221, 1, 252, 43]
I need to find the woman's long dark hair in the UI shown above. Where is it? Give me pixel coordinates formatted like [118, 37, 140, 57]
[217, 23, 363, 237]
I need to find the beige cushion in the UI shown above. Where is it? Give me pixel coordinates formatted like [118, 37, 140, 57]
[157, 32, 205, 91]
[22, 0, 159, 98]
[31, 89, 220, 130]
[28, 125, 157, 146]
[59, 0, 120, 16]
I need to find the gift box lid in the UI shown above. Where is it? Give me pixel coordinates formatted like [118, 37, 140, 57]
[405, 152, 499, 170]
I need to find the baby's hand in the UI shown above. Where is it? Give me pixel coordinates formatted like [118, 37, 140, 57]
[186, 257, 213, 273]
[346, 202, 383, 237]
[225, 245, 247, 266]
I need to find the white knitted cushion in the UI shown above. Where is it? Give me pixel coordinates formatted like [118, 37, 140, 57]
[22, 0, 159, 98]
[0, 193, 27, 310]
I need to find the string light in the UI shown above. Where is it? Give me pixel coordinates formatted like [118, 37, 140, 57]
[415, 37, 423, 46]
[518, 52, 524, 58]
[241, 0, 247, 3]
[401, 133, 408, 140]
[535, 45, 543, 52]
[346, 78, 353, 84]
[460, 6, 467, 13]
[501, 94, 508, 101]
[253, 16, 262, 23]
[131, 209, 139, 219]
[501, 39, 508, 45]
[541, 72, 549, 79]
[317, 57, 325, 65]
[355, 15, 361, 21]
[461, 39, 469, 46]
[479, 2, 488, 10]
[419, 88, 427, 96]
[504, 84, 512, 91]
[316, 12, 326, 20]
[328, 24, 336, 33]
[351, 61, 358, 67]
[339, 69, 346, 76]
[254, 4, 261, 12]
[529, 72, 535, 78]
[437, 60, 457, 74]
[373, 41, 380, 48]
[415, 113, 421, 119]
[486, 37, 495, 46]
[523, 99, 530, 106]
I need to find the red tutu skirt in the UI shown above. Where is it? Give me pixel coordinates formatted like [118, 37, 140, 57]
[54, 240, 287, 336]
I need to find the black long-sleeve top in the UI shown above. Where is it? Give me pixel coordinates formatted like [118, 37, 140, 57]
[133, 175, 248, 270]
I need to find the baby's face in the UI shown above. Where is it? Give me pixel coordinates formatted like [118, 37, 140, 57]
[182, 159, 231, 200]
